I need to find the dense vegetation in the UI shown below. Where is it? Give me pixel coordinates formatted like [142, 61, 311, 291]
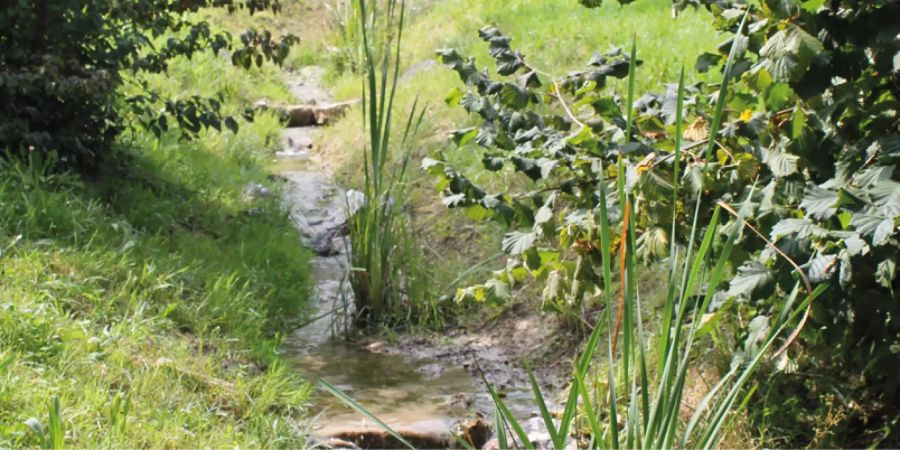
[0, 0, 296, 171]
[424, 0, 899, 446]
[1, 1, 314, 447]
[319, 0, 898, 447]
[2, 0, 897, 447]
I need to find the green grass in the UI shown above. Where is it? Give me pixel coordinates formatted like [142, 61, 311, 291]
[0, 32, 313, 447]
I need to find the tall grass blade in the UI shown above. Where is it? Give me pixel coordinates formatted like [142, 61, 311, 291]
[494, 403, 508, 450]
[483, 376, 534, 450]
[574, 368, 603, 448]
[525, 363, 562, 447]
[48, 396, 64, 450]
[319, 379, 415, 450]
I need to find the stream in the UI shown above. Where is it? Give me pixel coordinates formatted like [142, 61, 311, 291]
[271, 67, 549, 449]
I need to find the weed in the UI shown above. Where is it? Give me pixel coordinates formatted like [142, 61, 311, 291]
[347, 0, 433, 327]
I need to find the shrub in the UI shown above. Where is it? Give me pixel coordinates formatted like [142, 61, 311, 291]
[0, 0, 296, 171]
[427, 0, 897, 445]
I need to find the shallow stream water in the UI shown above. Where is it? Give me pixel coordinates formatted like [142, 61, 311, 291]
[272, 68, 497, 440]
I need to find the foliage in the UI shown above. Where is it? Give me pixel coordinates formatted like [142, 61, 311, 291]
[684, 1, 899, 444]
[0, 0, 297, 171]
[324, 0, 365, 74]
[427, 0, 898, 445]
[325, 41, 824, 448]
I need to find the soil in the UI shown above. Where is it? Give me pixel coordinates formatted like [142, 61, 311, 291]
[364, 301, 573, 395]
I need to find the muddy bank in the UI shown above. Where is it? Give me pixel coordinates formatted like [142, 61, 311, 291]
[365, 302, 571, 394]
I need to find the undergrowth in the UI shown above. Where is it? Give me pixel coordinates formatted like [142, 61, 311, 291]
[314, 0, 721, 324]
[0, 31, 313, 447]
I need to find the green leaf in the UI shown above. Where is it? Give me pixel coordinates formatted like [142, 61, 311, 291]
[496, 51, 525, 76]
[511, 156, 543, 181]
[224, 116, 239, 134]
[871, 180, 900, 218]
[485, 278, 511, 302]
[875, 258, 896, 289]
[790, 105, 806, 140]
[755, 24, 825, 83]
[445, 87, 466, 106]
[534, 204, 554, 225]
[542, 270, 564, 304]
[451, 127, 479, 146]
[765, 83, 796, 111]
[728, 260, 774, 298]
[771, 218, 823, 241]
[839, 254, 852, 289]
[806, 254, 838, 283]
[537, 158, 558, 179]
[443, 193, 467, 207]
[499, 83, 529, 109]
[851, 214, 895, 246]
[482, 155, 505, 171]
[800, 185, 838, 220]
[844, 234, 869, 257]
[695, 52, 722, 73]
[764, 148, 799, 177]
[502, 231, 538, 255]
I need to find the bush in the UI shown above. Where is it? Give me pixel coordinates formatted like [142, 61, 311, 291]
[428, 0, 898, 445]
[0, 0, 296, 171]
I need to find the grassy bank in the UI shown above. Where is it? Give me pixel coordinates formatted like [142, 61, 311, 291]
[313, 0, 720, 315]
[0, 31, 313, 447]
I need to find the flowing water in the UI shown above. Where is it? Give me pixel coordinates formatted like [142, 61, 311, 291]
[273, 67, 482, 440]
[273, 67, 547, 447]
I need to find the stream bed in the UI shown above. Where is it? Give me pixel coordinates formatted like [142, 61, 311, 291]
[272, 67, 549, 448]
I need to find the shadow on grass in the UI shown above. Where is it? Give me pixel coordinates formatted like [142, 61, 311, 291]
[1, 137, 313, 351]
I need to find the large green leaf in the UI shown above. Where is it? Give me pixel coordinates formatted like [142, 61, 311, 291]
[871, 180, 900, 218]
[727, 260, 774, 298]
[499, 83, 530, 109]
[843, 234, 870, 257]
[755, 24, 825, 82]
[851, 213, 895, 246]
[763, 148, 799, 177]
[800, 184, 838, 220]
[771, 218, 823, 241]
[502, 231, 538, 255]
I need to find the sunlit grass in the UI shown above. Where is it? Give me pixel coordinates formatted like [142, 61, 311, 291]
[0, 33, 313, 447]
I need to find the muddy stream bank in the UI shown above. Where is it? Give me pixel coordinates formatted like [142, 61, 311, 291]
[270, 67, 566, 449]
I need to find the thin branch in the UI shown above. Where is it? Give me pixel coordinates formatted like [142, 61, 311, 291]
[524, 63, 586, 129]
[714, 200, 814, 359]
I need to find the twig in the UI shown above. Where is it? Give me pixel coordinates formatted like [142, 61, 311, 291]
[610, 200, 631, 357]
[714, 200, 813, 359]
[524, 63, 586, 129]
[713, 140, 735, 161]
